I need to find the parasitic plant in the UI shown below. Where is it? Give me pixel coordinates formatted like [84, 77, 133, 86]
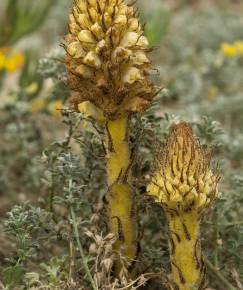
[64, 0, 156, 274]
[148, 123, 220, 290]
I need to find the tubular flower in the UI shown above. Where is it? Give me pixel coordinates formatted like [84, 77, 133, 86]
[78, 101, 106, 123]
[64, 0, 156, 119]
[148, 123, 220, 290]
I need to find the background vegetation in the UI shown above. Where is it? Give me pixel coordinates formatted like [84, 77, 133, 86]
[0, 0, 242, 289]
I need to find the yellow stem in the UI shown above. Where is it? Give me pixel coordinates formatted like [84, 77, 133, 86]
[106, 114, 137, 274]
[167, 212, 204, 290]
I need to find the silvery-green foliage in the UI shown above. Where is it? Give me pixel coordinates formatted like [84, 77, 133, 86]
[5, 203, 54, 262]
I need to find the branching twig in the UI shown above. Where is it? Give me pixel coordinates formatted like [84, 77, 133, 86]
[204, 256, 236, 290]
[69, 179, 97, 290]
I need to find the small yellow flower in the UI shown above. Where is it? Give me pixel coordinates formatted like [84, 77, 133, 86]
[220, 43, 237, 58]
[208, 85, 218, 101]
[25, 82, 39, 95]
[78, 101, 106, 124]
[0, 48, 25, 73]
[0, 51, 6, 70]
[235, 41, 243, 55]
[48, 100, 64, 117]
[31, 98, 46, 113]
[5, 53, 25, 72]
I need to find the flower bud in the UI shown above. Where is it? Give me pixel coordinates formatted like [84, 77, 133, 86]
[120, 32, 140, 47]
[78, 30, 95, 43]
[67, 41, 86, 58]
[90, 23, 104, 38]
[148, 123, 220, 214]
[75, 64, 93, 78]
[122, 67, 142, 84]
[83, 51, 101, 68]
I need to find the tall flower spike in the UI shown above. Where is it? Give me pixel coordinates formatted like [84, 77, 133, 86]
[64, 0, 156, 119]
[148, 123, 220, 290]
[64, 0, 158, 276]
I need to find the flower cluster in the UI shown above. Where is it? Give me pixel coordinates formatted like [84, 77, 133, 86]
[220, 41, 243, 58]
[64, 0, 156, 119]
[0, 48, 25, 73]
[148, 123, 220, 214]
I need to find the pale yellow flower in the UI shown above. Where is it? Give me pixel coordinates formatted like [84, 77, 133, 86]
[235, 41, 243, 55]
[5, 53, 25, 72]
[0, 48, 25, 73]
[78, 101, 106, 124]
[25, 82, 39, 95]
[0, 51, 6, 70]
[31, 98, 46, 113]
[220, 43, 237, 58]
[48, 100, 64, 117]
[208, 85, 218, 101]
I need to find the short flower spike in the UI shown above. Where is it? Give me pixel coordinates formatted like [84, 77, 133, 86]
[64, 0, 156, 119]
[148, 122, 220, 290]
[148, 122, 219, 214]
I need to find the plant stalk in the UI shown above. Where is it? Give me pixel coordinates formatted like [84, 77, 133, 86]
[70, 205, 97, 290]
[69, 179, 97, 290]
[106, 114, 137, 274]
[167, 211, 204, 290]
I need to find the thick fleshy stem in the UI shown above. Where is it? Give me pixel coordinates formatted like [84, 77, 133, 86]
[167, 211, 205, 290]
[106, 114, 137, 274]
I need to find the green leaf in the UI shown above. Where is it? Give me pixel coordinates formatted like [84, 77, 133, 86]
[0, 0, 18, 45]
[145, 9, 171, 47]
[3, 265, 25, 288]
